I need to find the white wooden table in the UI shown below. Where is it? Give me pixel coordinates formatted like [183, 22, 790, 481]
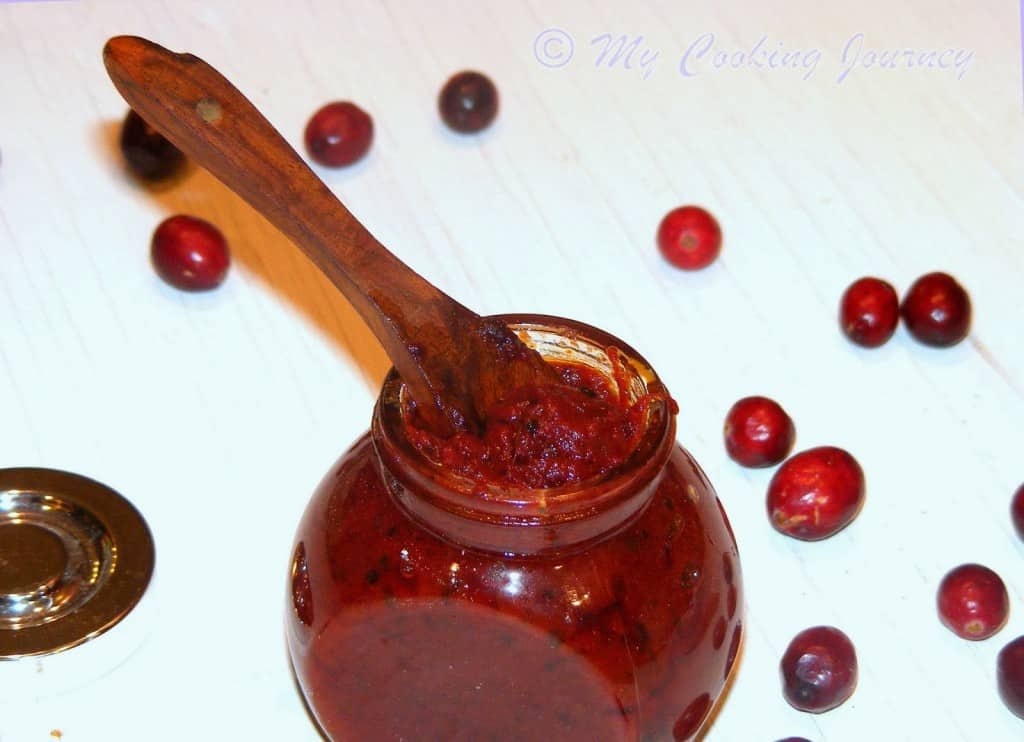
[1, 1, 1021, 740]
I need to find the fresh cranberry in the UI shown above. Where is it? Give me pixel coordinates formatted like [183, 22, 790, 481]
[767, 446, 865, 541]
[780, 626, 857, 713]
[1011, 484, 1024, 541]
[998, 635, 1024, 719]
[900, 272, 971, 347]
[120, 109, 185, 181]
[438, 71, 499, 133]
[656, 206, 722, 270]
[723, 396, 795, 468]
[937, 564, 1009, 640]
[304, 102, 373, 167]
[839, 277, 899, 348]
[151, 215, 230, 291]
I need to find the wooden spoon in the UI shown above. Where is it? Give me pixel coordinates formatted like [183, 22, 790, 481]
[103, 35, 561, 436]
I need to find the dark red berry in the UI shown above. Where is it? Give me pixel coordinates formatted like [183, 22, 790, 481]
[780, 626, 857, 713]
[1011, 484, 1024, 542]
[998, 635, 1024, 719]
[937, 563, 1009, 640]
[304, 102, 373, 167]
[775, 739, 813, 742]
[723, 396, 795, 468]
[151, 215, 230, 291]
[767, 446, 864, 541]
[839, 277, 899, 348]
[438, 71, 499, 133]
[900, 272, 971, 347]
[120, 109, 185, 181]
[657, 206, 722, 270]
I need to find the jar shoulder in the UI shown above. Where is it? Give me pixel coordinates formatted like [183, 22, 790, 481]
[292, 437, 740, 636]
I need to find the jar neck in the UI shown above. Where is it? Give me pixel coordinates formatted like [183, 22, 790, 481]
[370, 316, 676, 557]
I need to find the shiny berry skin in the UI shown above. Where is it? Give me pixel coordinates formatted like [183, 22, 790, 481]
[937, 564, 1009, 640]
[723, 396, 795, 468]
[150, 215, 230, 291]
[120, 109, 185, 181]
[780, 626, 857, 713]
[438, 71, 499, 133]
[1011, 484, 1024, 541]
[304, 102, 373, 167]
[657, 206, 722, 270]
[839, 277, 899, 348]
[767, 446, 865, 541]
[900, 272, 971, 347]
[998, 636, 1024, 719]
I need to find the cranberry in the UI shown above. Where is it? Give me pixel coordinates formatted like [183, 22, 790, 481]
[839, 277, 899, 348]
[151, 215, 230, 291]
[1011, 484, 1024, 541]
[656, 206, 722, 271]
[900, 272, 971, 347]
[998, 635, 1024, 719]
[780, 626, 857, 713]
[120, 109, 185, 181]
[304, 102, 373, 167]
[936, 563, 1009, 640]
[767, 446, 864, 541]
[723, 396, 795, 468]
[438, 71, 499, 133]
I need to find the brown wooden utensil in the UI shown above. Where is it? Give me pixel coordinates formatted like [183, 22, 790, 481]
[102, 35, 560, 436]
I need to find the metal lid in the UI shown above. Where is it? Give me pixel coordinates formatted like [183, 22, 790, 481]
[0, 467, 155, 660]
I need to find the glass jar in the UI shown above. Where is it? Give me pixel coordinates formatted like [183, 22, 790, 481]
[286, 316, 743, 741]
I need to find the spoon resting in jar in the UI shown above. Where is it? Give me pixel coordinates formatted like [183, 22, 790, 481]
[102, 35, 561, 437]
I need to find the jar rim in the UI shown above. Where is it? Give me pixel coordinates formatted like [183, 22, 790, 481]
[371, 314, 675, 534]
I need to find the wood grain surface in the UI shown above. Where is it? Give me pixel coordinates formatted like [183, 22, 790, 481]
[0, 1, 1021, 740]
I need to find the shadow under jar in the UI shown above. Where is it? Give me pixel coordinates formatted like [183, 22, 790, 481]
[286, 316, 743, 741]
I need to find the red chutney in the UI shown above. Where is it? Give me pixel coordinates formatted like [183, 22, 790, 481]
[404, 358, 674, 489]
[286, 319, 742, 741]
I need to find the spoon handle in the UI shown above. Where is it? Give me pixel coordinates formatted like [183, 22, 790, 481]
[103, 35, 547, 434]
